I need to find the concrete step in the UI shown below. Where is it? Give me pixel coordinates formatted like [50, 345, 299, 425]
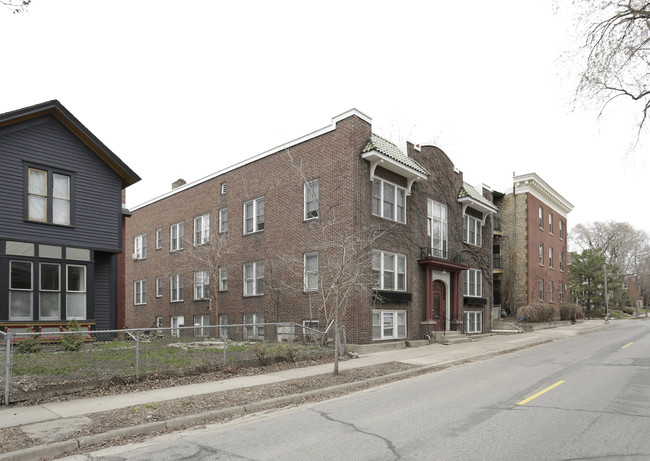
[437, 331, 471, 345]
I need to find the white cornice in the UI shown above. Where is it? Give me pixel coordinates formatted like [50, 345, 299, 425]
[133, 109, 372, 210]
[513, 173, 574, 217]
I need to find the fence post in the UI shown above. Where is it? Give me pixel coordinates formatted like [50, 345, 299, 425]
[5, 332, 13, 406]
[223, 332, 227, 366]
[135, 329, 140, 380]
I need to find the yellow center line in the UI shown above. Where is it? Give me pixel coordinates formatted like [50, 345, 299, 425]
[622, 342, 634, 349]
[517, 380, 566, 406]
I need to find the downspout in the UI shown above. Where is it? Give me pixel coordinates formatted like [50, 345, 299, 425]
[512, 172, 517, 318]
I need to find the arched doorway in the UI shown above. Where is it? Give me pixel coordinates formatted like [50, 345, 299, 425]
[432, 280, 446, 331]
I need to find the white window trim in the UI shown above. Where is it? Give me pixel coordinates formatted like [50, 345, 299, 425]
[539, 243, 544, 266]
[539, 279, 545, 302]
[549, 281, 554, 303]
[304, 180, 319, 220]
[539, 206, 544, 229]
[304, 252, 318, 292]
[156, 276, 162, 298]
[9, 260, 34, 321]
[219, 267, 228, 292]
[549, 247, 554, 268]
[463, 269, 483, 298]
[372, 178, 406, 224]
[372, 309, 407, 340]
[170, 222, 184, 252]
[219, 208, 228, 233]
[134, 280, 146, 305]
[243, 261, 264, 296]
[170, 274, 184, 302]
[194, 214, 210, 245]
[194, 271, 209, 300]
[549, 213, 554, 235]
[243, 197, 264, 234]
[243, 313, 265, 339]
[372, 250, 406, 291]
[155, 228, 162, 250]
[427, 199, 448, 259]
[463, 215, 482, 247]
[464, 311, 482, 333]
[133, 234, 147, 260]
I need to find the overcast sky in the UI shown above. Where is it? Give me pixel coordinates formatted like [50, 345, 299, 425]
[2, 1, 648, 241]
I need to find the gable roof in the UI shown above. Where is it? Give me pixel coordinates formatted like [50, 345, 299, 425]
[0, 100, 140, 188]
[362, 134, 429, 176]
[458, 182, 498, 211]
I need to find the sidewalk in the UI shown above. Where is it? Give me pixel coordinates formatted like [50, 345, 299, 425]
[0, 320, 613, 461]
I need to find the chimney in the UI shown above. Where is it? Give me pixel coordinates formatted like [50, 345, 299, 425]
[172, 178, 186, 190]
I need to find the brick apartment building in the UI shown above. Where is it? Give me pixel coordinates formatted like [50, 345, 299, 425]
[124, 110, 497, 344]
[492, 173, 573, 317]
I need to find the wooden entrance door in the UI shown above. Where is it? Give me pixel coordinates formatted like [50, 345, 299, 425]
[432, 281, 446, 331]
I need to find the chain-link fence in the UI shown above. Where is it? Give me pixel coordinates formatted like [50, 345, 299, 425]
[2, 323, 330, 405]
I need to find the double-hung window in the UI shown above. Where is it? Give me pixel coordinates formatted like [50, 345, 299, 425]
[549, 247, 554, 268]
[372, 250, 406, 291]
[66, 265, 86, 320]
[539, 279, 544, 301]
[372, 310, 406, 340]
[463, 269, 482, 297]
[10, 261, 33, 320]
[156, 276, 163, 298]
[304, 180, 319, 220]
[539, 243, 544, 265]
[464, 311, 482, 333]
[170, 274, 184, 302]
[559, 220, 564, 240]
[244, 197, 264, 234]
[155, 228, 162, 249]
[194, 214, 209, 245]
[549, 281, 554, 303]
[170, 222, 184, 251]
[560, 251, 564, 271]
[194, 315, 210, 337]
[427, 199, 448, 258]
[463, 215, 482, 246]
[371, 178, 406, 223]
[27, 167, 72, 225]
[304, 252, 318, 291]
[243, 313, 265, 339]
[194, 271, 209, 300]
[243, 261, 264, 296]
[549, 213, 554, 234]
[40, 263, 61, 320]
[219, 208, 228, 233]
[134, 234, 147, 260]
[134, 280, 146, 305]
[219, 267, 228, 291]
[538, 206, 544, 229]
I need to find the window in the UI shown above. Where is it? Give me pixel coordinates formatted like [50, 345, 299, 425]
[559, 220, 564, 240]
[243, 313, 265, 339]
[194, 214, 209, 245]
[463, 269, 482, 297]
[243, 261, 264, 296]
[156, 276, 163, 298]
[194, 271, 209, 300]
[27, 167, 71, 225]
[194, 315, 210, 337]
[549, 281, 554, 303]
[559, 283, 564, 303]
[133, 234, 147, 260]
[219, 267, 228, 291]
[170, 222, 184, 251]
[463, 215, 482, 246]
[549, 213, 554, 234]
[464, 311, 483, 333]
[170, 274, 184, 302]
[539, 243, 544, 265]
[155, 228, 162, 249]
[134, 280, 147, 305]
[219, 314, 228, 339]
[302, 320, 320, 339]
[539, 279, 544, 302]
[304, 180, 319, 220]
[549, 247, 554, 268]
[244, 197, 265, 234]
[560, 252, 564, 271]
[371, 178, 406, 223]
[9, 261, 33, 320]
[219, 208, 228, 233]
[538, 206, 543, 229]
[427, 199, 448, 258]
[171, 315, 184, 337]
[40, 263, 60, 320]
[372, 250, 406, 291]
[372, 310, 406, 340]
[304, 252, 318, 291]
[67, 265, 86, 320]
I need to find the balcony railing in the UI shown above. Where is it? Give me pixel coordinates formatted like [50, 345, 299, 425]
[493, 255, 503, 270]
[493, 215, 502, 232]
[419, 247, 461, 264]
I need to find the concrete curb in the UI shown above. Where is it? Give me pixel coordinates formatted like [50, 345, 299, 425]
[0, 330, 605, 461]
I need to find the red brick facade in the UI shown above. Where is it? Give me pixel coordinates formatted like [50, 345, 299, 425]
[124, 111, 496, 343]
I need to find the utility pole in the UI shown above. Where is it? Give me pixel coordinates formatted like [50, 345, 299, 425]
[604, 264, 609, 323]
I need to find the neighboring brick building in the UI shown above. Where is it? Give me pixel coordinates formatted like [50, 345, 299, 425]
[124, 110, 496, 344]
[492, 173, 573, 317]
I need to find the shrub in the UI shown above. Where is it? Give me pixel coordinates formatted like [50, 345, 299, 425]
[517, 304, 556, 323]
[560, 304, 584, 322]
[621, 306, 635, 315]
[61, 319, 84, 352]
[586, 308, 605, 319]
[15, 329, 42, 354]
[252, 340, 270, 365]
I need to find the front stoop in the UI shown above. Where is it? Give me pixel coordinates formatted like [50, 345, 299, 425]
[436, 331, 471, 345]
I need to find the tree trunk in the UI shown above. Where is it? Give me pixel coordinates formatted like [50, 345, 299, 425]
[333, 313, 339, 375]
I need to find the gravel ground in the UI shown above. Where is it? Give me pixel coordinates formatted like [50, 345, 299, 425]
[0, 357, 420, 458]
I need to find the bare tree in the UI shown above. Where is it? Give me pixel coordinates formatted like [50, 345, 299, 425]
[571, 0, 650, 142]
[571, 220, 646, 271]
[1, 0, 30, 13]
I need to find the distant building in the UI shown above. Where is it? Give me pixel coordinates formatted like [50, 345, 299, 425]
[0, 100, 140, 333]
[492, 173, 573, 317]
[125, 110, 496, 344]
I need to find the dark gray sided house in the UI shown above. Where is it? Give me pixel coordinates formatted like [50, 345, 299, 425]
[0, 100, 140, 334]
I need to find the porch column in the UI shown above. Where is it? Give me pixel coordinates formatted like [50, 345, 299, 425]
[424, 265, 432, 320]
